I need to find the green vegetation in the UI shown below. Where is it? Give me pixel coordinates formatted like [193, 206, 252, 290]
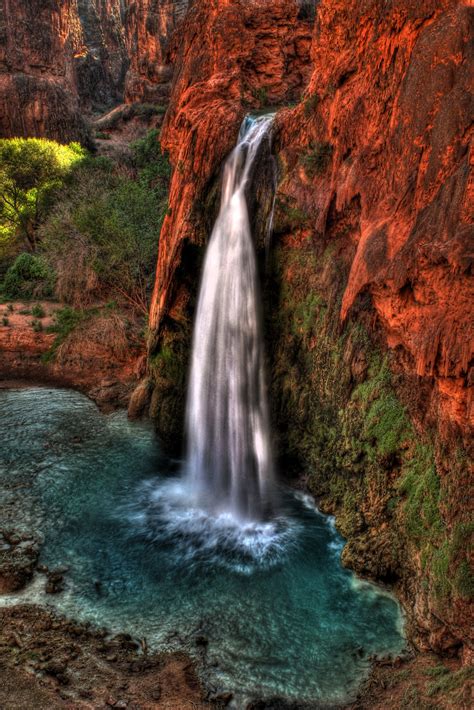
[301, 141, 333, 177]
[40, 131, 170, 315]
[398, 445, 443, 544]
[0, 138, 85, 251]
[425, 665, 474, 700]
[42, 306, 86, 362]
[2, 253, 54, 299]
[31, 303, 45, 318]
[0, 130, 170, 320]
[268, 237, 471, 597]
[252, 86, 269, 106]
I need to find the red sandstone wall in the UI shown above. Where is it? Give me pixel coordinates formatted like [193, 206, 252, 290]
[149, 0, 473, 442]
[275, 0, 473, 439]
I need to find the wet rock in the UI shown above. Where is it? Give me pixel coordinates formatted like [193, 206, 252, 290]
[0, 530, 40, 593]
[128, 378, 152, 419]
[45, 570, 65, 594]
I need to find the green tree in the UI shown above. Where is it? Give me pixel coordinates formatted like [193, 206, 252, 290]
[0, 138, 86, 251]
[41, 134, 170, 315]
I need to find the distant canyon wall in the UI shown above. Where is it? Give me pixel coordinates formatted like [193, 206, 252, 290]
[0, 0, 188, 141]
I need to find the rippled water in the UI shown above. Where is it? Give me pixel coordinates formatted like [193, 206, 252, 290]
[0, 388, 406, 708]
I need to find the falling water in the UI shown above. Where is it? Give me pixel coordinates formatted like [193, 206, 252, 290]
[185, 114, 275, 520]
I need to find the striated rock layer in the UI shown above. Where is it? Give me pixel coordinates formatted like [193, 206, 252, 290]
[0, 0, 187, 142]
[0, 0, 90, 143]
[146, 0, 473, 657]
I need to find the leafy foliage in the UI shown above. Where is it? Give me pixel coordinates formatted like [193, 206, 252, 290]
[2, 253, 54, 299]
[40, 131, 170, 314]
[0, 138, 85, 251]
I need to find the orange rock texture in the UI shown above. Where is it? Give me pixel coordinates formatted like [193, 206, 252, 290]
[0, 0, 89, 142]
[149, 0, 313, 335]
[0, 303, 144, 409]
[150, 0, 473, 443]
[275, 0, 473, 441]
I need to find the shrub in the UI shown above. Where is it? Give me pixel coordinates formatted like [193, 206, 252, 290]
[2, 316, 8, 326]
[31, 318, 43, 332]
[252, 86, 269, 106]
[2, 253, 54, 299]
[31, 303, 45, 318]
[40, 132, 170, 314]
[43, 306, 85, 362]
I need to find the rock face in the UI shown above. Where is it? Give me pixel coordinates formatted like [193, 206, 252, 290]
[144, 0, 313, 448]
[146, 0, 473, 656]
[148, 0, 313, 334]
[0, 0, 190, 143]
[0, 0, 472, 670]
[276, 0, 473, 441]
[74, 0, 129, 110]
[0, 0, 90, 143]
[124, 0, 189, 104]
[0, 302, 145, 409]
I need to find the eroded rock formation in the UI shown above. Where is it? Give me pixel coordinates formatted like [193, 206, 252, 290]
[276, 0, 473, 440]
[146, 0, 473, 656]
[0, 0, 90, 143]
[124, 0, 189, 103]
[149, 0, 313, 334]
[0, 0, 188, 142]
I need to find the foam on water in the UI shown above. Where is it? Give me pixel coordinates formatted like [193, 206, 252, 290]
[123, 478, 299, 574]
[0, 388, 407, 708]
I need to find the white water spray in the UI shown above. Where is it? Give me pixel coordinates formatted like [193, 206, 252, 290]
[185, 114, 275, 520]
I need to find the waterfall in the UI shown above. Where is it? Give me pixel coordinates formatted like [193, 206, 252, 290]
[185, 114, 275, 520]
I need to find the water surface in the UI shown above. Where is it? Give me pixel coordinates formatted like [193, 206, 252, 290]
[0, 388, 405, 707]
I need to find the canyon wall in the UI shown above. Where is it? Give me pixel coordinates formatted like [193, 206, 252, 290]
[0, 0, 186, 142]
[0, 0, 90, 143]
[0, 0, 472, 666]
[124, 0, 189, 103]
[145, 0, 313, 445]
[146, 0, 473, 658]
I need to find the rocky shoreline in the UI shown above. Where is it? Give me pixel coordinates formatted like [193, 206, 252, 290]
[0, 301, 145, 411]
[0, 394, 470, 710]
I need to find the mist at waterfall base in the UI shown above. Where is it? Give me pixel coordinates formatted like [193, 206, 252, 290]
[1, 389, 405, 706]
[0, 117, 405, 707]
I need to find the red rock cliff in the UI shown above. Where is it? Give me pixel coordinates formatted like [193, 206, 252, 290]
[149, 0, 313, 335]
[123, 0, 189, 103]
[0, 0, 192, 141]
[0, 0, 89, 142]
[146, 0, 473, 653]
[149, 0, 473, 442]
[276, 0, 473, 441]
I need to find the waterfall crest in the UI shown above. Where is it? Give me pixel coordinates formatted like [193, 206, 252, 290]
[185, 114, 275, 520]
